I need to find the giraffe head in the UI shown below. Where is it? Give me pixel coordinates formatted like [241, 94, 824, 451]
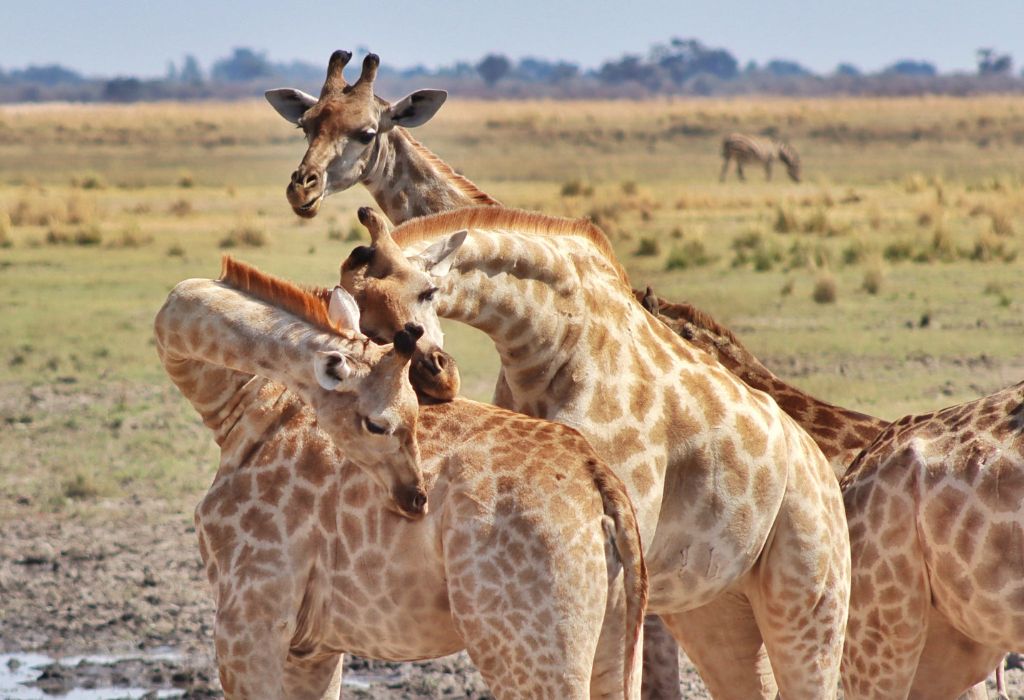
[315, 312, 429, 518]
[266, 51, 448, 219]
[337, 207, 465, 349]
[220, 256, 430, 518]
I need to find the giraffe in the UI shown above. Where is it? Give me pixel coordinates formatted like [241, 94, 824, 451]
[340, 206, 852, 700]
[266, 50, 499, 224]
[267, 50, 687, 698]
[639, 287, 1005, 700]
[155, 258, 649, 699]
[840, 380, 1024, 699]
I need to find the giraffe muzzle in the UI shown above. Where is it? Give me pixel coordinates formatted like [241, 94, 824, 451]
[286, 170, 326, 218]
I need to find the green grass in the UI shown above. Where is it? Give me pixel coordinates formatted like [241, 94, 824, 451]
[1, 97, 1023, 512]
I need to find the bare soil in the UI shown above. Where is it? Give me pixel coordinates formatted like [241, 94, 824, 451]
[1, 501, 1019, 698]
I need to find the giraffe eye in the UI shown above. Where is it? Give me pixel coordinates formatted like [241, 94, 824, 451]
[363, 416, 389, 435]
[418, 287, 438, 303]
[354, 129, 376, 144]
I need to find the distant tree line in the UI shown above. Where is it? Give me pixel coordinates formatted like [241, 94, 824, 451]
[0, 39, 1021, 103]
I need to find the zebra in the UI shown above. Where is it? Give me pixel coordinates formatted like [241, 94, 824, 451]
[720, 133, 801, 182]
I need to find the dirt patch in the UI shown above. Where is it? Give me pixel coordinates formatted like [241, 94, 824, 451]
[3, 502, 1018, 698]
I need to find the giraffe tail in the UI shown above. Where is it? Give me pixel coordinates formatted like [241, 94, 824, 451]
[585, 458, 648, 699]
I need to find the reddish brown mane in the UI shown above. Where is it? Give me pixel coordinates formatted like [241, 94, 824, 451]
[402, 130, 501, 209]
[219, 256, 340, 336]
[390, 206, 630, 286]
[655, 298, 745, 347]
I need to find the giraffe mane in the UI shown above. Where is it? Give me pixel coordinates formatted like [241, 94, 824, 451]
[399, 129, 501, 209]
[389, 206, 630, 286]
[655, 298, 745, 347]
[219, 256, 343, 337]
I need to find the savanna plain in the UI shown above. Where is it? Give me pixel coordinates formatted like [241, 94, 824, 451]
[1, 95, 1023, 698]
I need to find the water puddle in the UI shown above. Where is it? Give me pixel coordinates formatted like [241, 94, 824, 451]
[1, 651, 185, 700]
[1, 649, 400, 697]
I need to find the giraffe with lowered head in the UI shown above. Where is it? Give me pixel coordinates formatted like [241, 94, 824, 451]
[156, 258, 648, 699]
[841, 380, 1024, 699]
[341, 206, 852, 699]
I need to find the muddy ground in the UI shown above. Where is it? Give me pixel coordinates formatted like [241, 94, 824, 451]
[0, 502, 1019, 699]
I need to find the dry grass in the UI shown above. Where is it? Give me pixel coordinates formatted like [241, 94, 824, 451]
[1, 95, 1023, 510]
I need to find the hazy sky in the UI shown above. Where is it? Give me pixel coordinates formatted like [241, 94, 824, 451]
[2, 0, 1021, 77]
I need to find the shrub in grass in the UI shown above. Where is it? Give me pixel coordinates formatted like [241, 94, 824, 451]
[665, 240, 714, 270]
[65, 194, 96, 225]
[930, 226, 957, 262]
[75, 172, 106, 190]
[862, 267, 884, 295]
[883, 240, 914, 262]
[812, 274, 838, 304]
[560, 179, 592, 197]
[345, 224, 365, 242]
[178, 171, 195, 188]
[773, 205, 798, 233]
[803, 208, 829, 235]
[167, 244, 186, 257]
[168, 199, 193, 217]
[63, 472, 100, 500]
[983, 281, 1003, 296]
[621, 180, 638, 195]
[634, 237, 660, 257]
[219, 224, 267, 249]
[780, 279, 794, 296]
[0, 211, 11, 248]
[841, 238, 872, 266]
[990, 211, 1015, 237]
[74, 225, 103, 246]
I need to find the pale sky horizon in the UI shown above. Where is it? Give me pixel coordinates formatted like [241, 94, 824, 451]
[2, 0, 1021, 78]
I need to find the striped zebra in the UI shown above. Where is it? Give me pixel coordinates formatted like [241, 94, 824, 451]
[720, 133, 801, 182]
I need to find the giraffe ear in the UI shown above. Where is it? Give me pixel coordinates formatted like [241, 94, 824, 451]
[383, 90, 447, 130]
[412, 229, 467, 277]
[265, 88, 317, 125]
[314, 350, 354, 390]
[328, 287, 361, 332]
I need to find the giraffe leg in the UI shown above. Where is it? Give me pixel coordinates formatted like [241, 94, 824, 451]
[213, 604, 290, 700]
[736, 162, 746, 181]
[909, 611, 1004, 700]
[750, 491, 849, 699]
[640, 616, 682, 700]
[764, 161, 772, 180]
[659, 593, 778, 700]
[283, 652, 345, 700]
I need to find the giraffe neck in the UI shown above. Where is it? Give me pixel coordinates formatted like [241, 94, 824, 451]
[155, 279, 366, 444]
[432, 229, 666, 417]
[360, 128, 499, 224]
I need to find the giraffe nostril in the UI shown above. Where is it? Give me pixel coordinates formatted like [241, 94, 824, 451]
[432, 352, 447, 371]
[412, 492, 426, 511]
[302, 173, 319, 189]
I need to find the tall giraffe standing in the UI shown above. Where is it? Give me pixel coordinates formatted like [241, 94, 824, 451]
[341, 206, 851, 699]
[642, 288, 1005, 700]
[157, 258, 649, 699]
[840, 381, 1024, 699]
[268, 49, 691, 698]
